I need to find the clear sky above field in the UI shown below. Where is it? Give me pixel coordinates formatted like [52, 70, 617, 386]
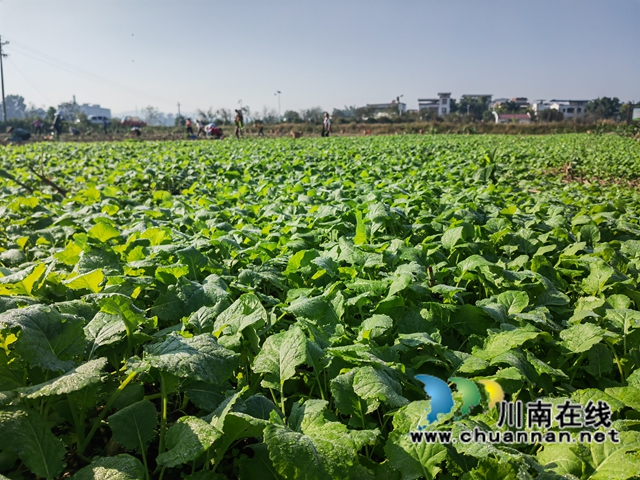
[0, 0, 638, 116]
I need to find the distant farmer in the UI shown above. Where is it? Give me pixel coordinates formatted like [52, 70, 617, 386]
[69, 127, 80, 136]
[6, 126, 31, 141]
[234, 109, 244, 139]
[32, 119, 43, 135]
[186, 118, 194, 136]
[257, 123, 264, 137]
[322, 112, 331, 137]
[131, 126, 141, 137]
[196, 119, 205, 137]
[103, 118, 109, 134]
[52, 112, 63, 139]
[205, 123, 223, 139]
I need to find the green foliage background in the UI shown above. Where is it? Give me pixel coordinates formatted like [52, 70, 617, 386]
[0, 134, 640, 479]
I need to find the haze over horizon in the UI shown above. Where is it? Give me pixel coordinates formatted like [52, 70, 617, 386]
[1, 0, 638, 116]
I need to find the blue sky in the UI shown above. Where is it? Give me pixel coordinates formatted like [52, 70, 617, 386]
[1, 0, 638, 115]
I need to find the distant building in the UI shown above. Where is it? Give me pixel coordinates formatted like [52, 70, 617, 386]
[491, 97, 530, 111]
[365, 100, 407, 118]
[549, 100, 588, 120]
[418, 93, 452, 116]
[493, 112, 532, 124]
[531, 100, 588, 120]
[461, 94, 493, 103]
[78, 103, 111, 119]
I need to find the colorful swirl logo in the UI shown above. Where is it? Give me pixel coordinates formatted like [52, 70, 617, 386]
[415, 374, 504, 424]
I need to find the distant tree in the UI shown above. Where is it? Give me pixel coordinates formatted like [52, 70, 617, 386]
[355, 106, 377, 122]
[58, 100, 80, 122]
[449, 99, 459, 114]
[586, 97, 621, 120]
[496, 100, 521, 113]
[141, 106, 162, 126]
[196, 108, 215, 123]
[1, 95, 27, 119]
[538, 109, 564, 122]
[458, 95, 491, 120]
[283, 110, 301, 123]
[258, 107, 279, 124]
[215, 108, 233, 124]
[45, 107, 57, 123]
[174, 114, 186, 127]
[76, 112, 91, 130]
[333, 105, 357, 119]
[300, 107, 324, 123]
[421, 109, 439, 121]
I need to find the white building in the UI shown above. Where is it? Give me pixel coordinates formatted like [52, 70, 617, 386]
[78, 103, 111, 119]
[418, 93, 451, 116]
[493, 112, 532, 124]
[532, 100, 588, 120]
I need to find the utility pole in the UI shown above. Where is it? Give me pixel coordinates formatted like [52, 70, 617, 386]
[177, 102, 181, 117]
[275, 91, 281, 118]
[0, 36, 8, 123]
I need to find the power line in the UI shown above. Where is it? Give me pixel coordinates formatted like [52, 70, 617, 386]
[8, 39, 179, 108]
[6, 57, 53, 105]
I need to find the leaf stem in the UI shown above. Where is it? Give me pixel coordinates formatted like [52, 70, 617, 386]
[80, 371, 137, 454]
[67, 394, 84, 449]
[158, 373, 169, 456]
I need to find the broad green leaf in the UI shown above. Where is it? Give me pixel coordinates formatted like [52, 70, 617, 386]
[354, 210, 367, 245]
[108, 400, 157, 452]
[177, 246, 209, 278]
[585, 344, 614, 377]
[88, 223, 121, 243]
[21, 357, 107, 398]
[606, 308, 640, 335]
[385, 430, 448, 480]
[239, 444, 284, 480]
[143, 333, 239, 384]
[358, 314, 393, 341]
[580, 224, 601, 245]
[0, 304, 86, 371]
[0, 407, 65, 479]
[442, 226, 465, 251]
[156, 416, 222, 468]
[468, 458, 519, 480]
[581, 261, 615, 296]
[537, 443, 582, 478]
[253, 326, 307, 390]
[64, 268, 106, 293]
[473, 328, 541, 361]
[71, 454, 146, 480]
[604, 387, 640, 411]
[497, 290, 529, 315]
[214, 293, 268, 336]
[352, 366, 409, 413]
[560, 323, 604, 353]
[84, 313, 127, 359]
[577, 431, 640, 479]
[388, 274, 412, 298]
[264, 400, 377, 480]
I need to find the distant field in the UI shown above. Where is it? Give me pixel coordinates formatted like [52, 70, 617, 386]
[1, 135, 640, 479]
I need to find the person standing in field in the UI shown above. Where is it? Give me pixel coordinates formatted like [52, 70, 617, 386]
[32, 119, 43, 135]
[52, 112, 63, 139]
[322, 112, 331, 137]
[103, 118, 109, 134]
[234, 109, 244, 139]
[196, 119, 205, 137]
[186, 118, 194, 136]
[256, 123, 264, 137]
